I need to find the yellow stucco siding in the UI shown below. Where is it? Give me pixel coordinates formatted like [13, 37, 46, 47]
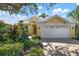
[27, 16, 76, 38]
[28, 24, 34, 35]
[37, 26, 41, 36]
[46, 17, 65, 23]
[27, 16, 38, 35]
[69, 25, 76, 38]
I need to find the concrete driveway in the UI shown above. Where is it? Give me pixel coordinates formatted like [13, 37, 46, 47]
[41, 38, 79, 56]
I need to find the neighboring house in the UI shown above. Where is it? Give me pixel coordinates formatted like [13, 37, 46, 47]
[23, 15, 76, 38]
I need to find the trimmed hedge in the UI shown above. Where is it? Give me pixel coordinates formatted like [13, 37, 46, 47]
[0, 43, 23, 56]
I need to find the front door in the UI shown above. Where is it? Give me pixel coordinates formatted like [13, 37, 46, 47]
[33, 25, 37, 34]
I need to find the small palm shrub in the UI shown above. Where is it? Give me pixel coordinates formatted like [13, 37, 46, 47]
[26, 48, 44, 56]
[31, 35, 41, 44]
[24, 35, 41, 49]
[0, 43, 23, 56]
[24, 40, 36, 48]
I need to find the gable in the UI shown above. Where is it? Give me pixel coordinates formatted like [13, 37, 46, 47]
[29, 16, 38, 25]
[46, 17, 65, 23]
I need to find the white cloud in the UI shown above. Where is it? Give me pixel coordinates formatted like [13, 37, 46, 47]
[61, 15, 66, 18]
[0, 11, 27, 24]
[38, 13, 42, 16]
[52, 8, 70, 15]
[77, 3, 79, 5]
[38, 6, 42, 10]
[63, 9, 70, 13]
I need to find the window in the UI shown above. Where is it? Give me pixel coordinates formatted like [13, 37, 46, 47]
[56, 26, 59, 28]
[63, 25, 65, 28]
[52, 26, 54, 28]
[60, 26, 62, 28]
[66, 26, 68, 28]
[50, 26, 52, 28]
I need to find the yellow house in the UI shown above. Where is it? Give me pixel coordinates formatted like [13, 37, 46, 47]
[24, 15, 76, 38]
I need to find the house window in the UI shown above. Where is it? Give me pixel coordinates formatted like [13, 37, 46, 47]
[60, 26, 62, 28]
[63, 25, 65, 28]
[56, 26, 59, 28]
[66, 26, 68, 28]
[50, 26, 55, 28]
[50, 26, 52, 28]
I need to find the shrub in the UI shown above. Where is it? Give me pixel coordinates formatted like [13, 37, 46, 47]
[31, 35, 41, 40]
[26, 48, 44, 56]
[0, 43, 23, 56]
[31, 35, 41, 44]
[24, 40, 36, 48]
[76, 32, 79, 39]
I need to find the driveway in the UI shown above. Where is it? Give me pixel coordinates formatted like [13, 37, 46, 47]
[41, 38, 79, 56]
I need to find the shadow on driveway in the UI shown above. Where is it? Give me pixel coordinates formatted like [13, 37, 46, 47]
[41, 38, 79, 44]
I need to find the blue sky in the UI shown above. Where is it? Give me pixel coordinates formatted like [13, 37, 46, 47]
[0, 3, 77, 24]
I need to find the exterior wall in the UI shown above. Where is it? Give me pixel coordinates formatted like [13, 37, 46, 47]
[37, 26, 41, 36]
[37, 23, 76, 38]
[28, 24, 34, 35]
[27, 16, 38, 35]
[69, 24, 76, 38]
[37, 17, 65, 36]
[27, 16, 76, 38]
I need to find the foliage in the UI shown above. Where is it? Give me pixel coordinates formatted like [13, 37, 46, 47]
[0, 3, 56, 15]
[6, 23, 29, 43]
[23, 35, 41, 50]
[0, 20, 43, 56]
[39, 13, 48, 18]
[26, 48, 44, 56]
[0, 21, 10, 42]
[0, 43, 23, 56]
[68, 6, 79, 39]
[24, 40, 37, 48]
[32, 35, 41, 39]
[16, 22, 29, 42]
[76, 31, 79, 39]
[67, 6, 79, 21]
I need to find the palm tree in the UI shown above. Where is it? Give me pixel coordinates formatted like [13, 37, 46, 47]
[68, 6, 79, 38]
[67, 6, 79, 21]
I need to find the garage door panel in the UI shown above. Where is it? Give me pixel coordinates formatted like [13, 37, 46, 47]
[41, 28, 69, 38]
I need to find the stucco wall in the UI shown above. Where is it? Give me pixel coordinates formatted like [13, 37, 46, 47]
[27, 16, 76, 38]
[28, 16, 38, 35]
[69, 24, 76, 38]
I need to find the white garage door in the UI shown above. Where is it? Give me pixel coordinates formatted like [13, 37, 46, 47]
[41, 27, 69, 38]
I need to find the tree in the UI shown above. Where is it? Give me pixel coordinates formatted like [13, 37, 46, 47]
[0, 3, 56, 15]
[67, 6, 79, 21]
[39, 13, 48, 18]
[68, 6, 79, 39]
[0, 21, 10, 42]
